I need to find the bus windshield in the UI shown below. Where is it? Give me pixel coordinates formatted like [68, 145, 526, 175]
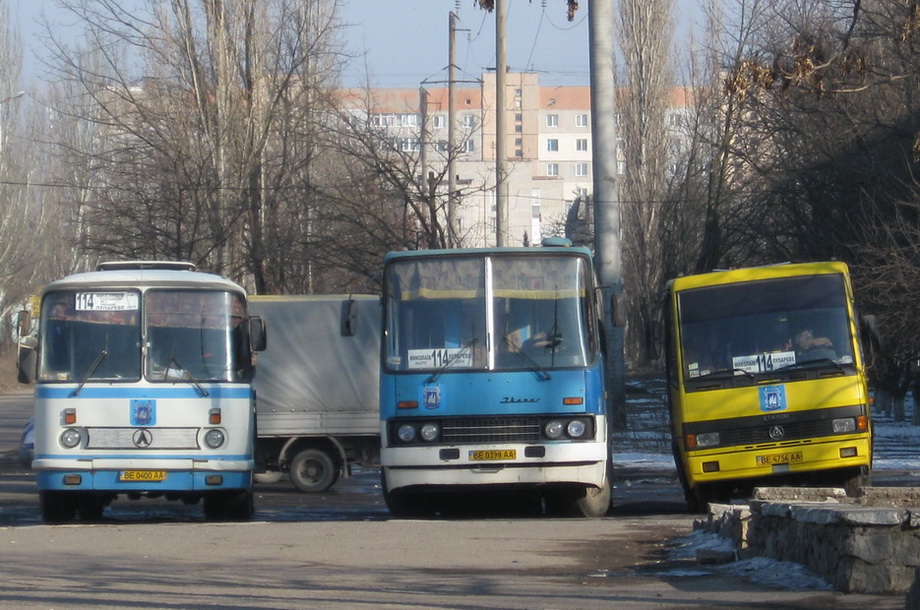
[146, 290, 248, 383]
[38, 289, 248, 383]
[384, 254, 593, 372]
[40, 291, 142, 382]
[678, 274, 856, 383]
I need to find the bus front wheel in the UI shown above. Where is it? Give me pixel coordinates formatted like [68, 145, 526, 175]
[559, 462, 612, 518]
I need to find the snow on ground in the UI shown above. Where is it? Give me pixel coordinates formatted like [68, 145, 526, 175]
[616, 375, 920, 592]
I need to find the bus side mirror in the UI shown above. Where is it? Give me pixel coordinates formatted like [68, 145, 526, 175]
[610, 291, 627, 327]
[16, 310, 31, 337]
[249, 316, 267, 352]
[17, 343, 36, 384]
[341, 299, 358, 337]
[861, 314, 881, 350]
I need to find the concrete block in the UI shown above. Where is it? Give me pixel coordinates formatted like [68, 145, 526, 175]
[753, 486, 847, 502]
[905, 567, 920, 610]
[836, 507, 906, 526]
[843, 530, 894, 564]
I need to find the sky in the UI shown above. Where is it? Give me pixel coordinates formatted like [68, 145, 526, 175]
[12, 0, 705, 90]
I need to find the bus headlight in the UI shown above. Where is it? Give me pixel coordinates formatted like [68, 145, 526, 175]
[396, 424, 416, 443]
[60, 428, 82, 449]
[832, 417, 857, 434]
[204, 429, 225, 448]
[544, 420, 564, 440]
[695, 432, 720, 448]
[419, 423, 440, 442]
[566, 419, 587, 438]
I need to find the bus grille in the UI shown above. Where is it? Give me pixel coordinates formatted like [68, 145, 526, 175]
[86, 427, 199, 450]
[723, 419, 836, 446]
[440, 417, 542, 444]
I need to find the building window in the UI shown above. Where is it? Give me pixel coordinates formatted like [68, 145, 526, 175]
[546, 114, 559, 128]
[515, 138, 523, 146]
[547, 163, 559, 176]
[462, 139, 475, 153]
[515, 113, 523, 122]
[432, 115, 446, 129]
[394, 138, 420, 152]
[515, 124, 522, 133]
[547, 139, 559, 152]
[372, 114, 395, 127]
[576, 113, 589, 127]
[575, 163, 588, 177]
[462, 114, 476, 128]
[515, 88, 523, 97]
[398, 113, 420, 127]
[576, 138, 589, 152]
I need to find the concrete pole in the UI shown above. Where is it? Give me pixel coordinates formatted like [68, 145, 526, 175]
[589, 0, 627, 430]
[495, 0, 509, 246]
[448, 12, 459, 247]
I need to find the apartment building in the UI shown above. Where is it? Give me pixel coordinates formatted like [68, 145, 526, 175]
[342, 71, 690, 248]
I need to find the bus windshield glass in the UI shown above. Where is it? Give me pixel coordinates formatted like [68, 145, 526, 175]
[384, 254, 593, 372]
[40, 291, 142, 382]
[678, 274, 855, 383]
[146, 290, 247, 382]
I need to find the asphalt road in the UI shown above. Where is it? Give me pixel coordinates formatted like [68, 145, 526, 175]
[0, 390, 909, 609]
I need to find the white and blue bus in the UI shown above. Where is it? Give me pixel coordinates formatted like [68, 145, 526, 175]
[17, 262, 266, 522]
[379, 242, 612, 517]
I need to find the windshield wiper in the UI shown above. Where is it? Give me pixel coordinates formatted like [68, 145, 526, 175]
[502, 335, 551, 381]
[165, 355, 209, 396]
[695, 367, 755, 381]
[773, 358, 844, 373]
[425, 338, 478, 384]
[71, 349, 108, 397]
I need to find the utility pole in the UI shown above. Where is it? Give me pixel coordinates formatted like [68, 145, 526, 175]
[494, 0, 509, 246]
[448, 11, 459, 247]
[590, 0, 627, 429]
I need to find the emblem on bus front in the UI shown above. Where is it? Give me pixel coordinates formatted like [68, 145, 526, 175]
[768, 425, 785, 440]
[131, 399, 156, 425]
[133, 429, 153, 448]
[423, 385, 442, 409]
[759, 386, 787, 413]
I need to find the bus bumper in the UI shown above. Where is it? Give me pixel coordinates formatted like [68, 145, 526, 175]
[34, 457, 254, 491]
[684, 436, 872, 487]
[382, 442, 609, 491]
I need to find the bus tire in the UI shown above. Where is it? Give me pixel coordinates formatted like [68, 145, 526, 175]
[564, 460, 612, 518]
[40, 491, 77, 524]
[289, 448, 339, 493]
[841, 466, 870, 496]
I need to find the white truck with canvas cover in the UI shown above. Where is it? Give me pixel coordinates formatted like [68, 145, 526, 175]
[249, 295, 380, 492]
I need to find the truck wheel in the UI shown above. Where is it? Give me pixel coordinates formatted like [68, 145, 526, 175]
[289, 448, 339, 493]
[40, 491, 77, 524]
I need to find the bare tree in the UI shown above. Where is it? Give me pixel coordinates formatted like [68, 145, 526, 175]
[614, 0, 675, 365]
[0, 0, 48, 350]
[43, 0, 352, 293]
